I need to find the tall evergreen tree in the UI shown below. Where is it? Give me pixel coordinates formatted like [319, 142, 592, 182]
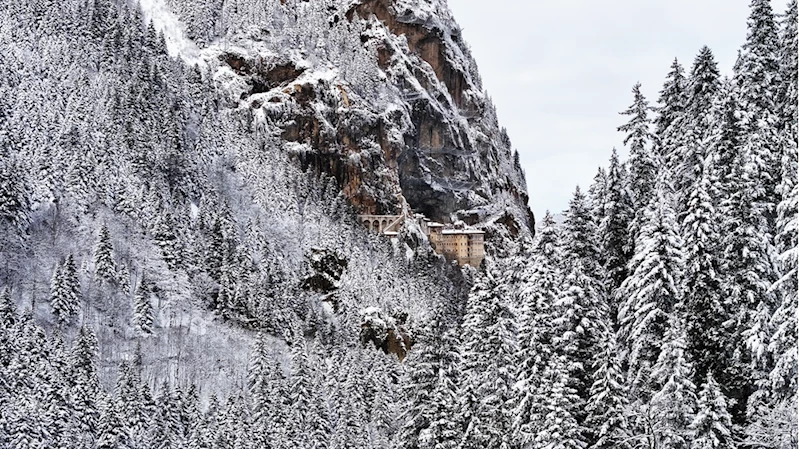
[689, 374, 733, 449]
[533, 353, 588, 449]
[132, 276, 154, 336]
[536, 210, 564, 266]
[70, 326, 100, 446]
[562, 186, 603, 285]
[617, 180, 684, 394]
[587, 167, 608, 226]
[458, 274, 517, 449]
[513, 237, 560, 448]
[768, 98, 798, 403]
[647, 324, 697, 449]
[288, 332, 314, 447]
[0, 157, 29, 231]
[406, 321, 461, 449]
[655, 58, 687, 164]
[681, 166, 726, 384]
[585, 323, 631, 449]
[96, 397, 128, 449]
[735, 0, 783, 213]
[0, 287, 14, 328]
[618, 82, 657, 215]
[93, 223, 116, 284]
[777, 0, 798, 131]
[599, 149, 634, 293]
[667, 47, 721, 204]
[736, 0, 780, 117]
[685, 46, 721, 121]
[49, 255, 81, 326]
[553, 260, 604, 423]
[717, 133, 777, 422]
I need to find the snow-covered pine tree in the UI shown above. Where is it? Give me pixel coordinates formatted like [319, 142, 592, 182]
[750, 7, 799, 427]
[617, 178, 684, 395]
[587, 167, 608, 227]
[513, 230, 561, 447]
[655, 58, 687, 139]
[151, 210, 182, 271]
[48, 261, 66, 322]
[689, 374, 733, 449]
[400, 311, 461, 449]
[458, 273, 517, 449]
[584, 322, 631, 449]
[647, 323, 697, 449]
[618, 82, 657, 216]
[0, 287, 14, 328]
[132, 276, 154, 336]
[668, 47, 722, 204]
[777, 0, 798, 132]
[560, 187, 607, 398]
[553, 260, 603, 422]
[563, 186, 603, 286]
[680, 165, 726, 385]
[536, 210, 564, 266]
[717, 127, 777, 422]
[96, 396, 128, 449]
[736, 0, 780, 117]
[735, 0, 783, 215]
[685, 46, 722, 122]
[70, 326, 100, 446]
[599, 149, 634, 292]
[309, 382, 333, 449]
[767, 86, 798, 407]
[149, 382, 185, 449]
[113, 360, 149, 447]
[289, 330, 314, 447]
[533, 353, 588, 449]
[0, 156, 29, 231]
[655, 58, 687, 168]
[49, 255, 81, 326]
[249, 330, 289, 446]
[93, 223, 116, 284]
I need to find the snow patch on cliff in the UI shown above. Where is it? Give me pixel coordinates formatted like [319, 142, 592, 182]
[137, 0, 202, 64]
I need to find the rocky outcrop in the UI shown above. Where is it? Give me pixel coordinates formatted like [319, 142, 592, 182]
[360, 307, 413, 361]
[301, 248, 348, 293]
[346, 0, 467, 107]
[206, 0, 534, 239]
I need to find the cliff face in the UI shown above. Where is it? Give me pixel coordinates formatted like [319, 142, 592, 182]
[196, 0, 534, 239]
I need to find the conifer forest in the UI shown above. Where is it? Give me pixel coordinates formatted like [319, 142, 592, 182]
[0, 0, 796, 448]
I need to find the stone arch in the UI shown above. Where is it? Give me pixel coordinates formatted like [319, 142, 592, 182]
[373, 220, 380, 232]
[381, 219, 388, 232]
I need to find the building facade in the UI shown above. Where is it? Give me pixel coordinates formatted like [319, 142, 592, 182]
[359, 214, 485, 267]
[427, 223, 485, 267]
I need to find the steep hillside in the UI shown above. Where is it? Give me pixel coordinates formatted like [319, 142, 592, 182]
[0, 0, 533, 446]
[168, 0, 534, 236]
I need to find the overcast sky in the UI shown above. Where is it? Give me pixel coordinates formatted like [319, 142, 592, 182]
[447, 0, 788, 219]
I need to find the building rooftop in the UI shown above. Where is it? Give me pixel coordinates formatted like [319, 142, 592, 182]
[441, 229, 485, 235]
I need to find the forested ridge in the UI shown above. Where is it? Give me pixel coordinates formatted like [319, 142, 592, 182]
[0, 0, 796, 448]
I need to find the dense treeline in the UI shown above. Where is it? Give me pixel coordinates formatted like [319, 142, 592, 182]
[0, 0, 469, 446]
[399, 1, 796, 448]
[0, 0, 796, 448]
[402, 1, 797, 448]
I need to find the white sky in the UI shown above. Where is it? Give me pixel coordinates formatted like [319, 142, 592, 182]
[447, 0, 788, 218]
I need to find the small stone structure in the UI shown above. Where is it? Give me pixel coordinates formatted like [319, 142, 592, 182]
[358, 213, 485, 267]
[358, 214, 404, 235]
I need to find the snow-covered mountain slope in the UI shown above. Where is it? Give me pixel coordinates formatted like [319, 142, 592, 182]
[0, 0, 530, 411]
[170, 0, 535, 238]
